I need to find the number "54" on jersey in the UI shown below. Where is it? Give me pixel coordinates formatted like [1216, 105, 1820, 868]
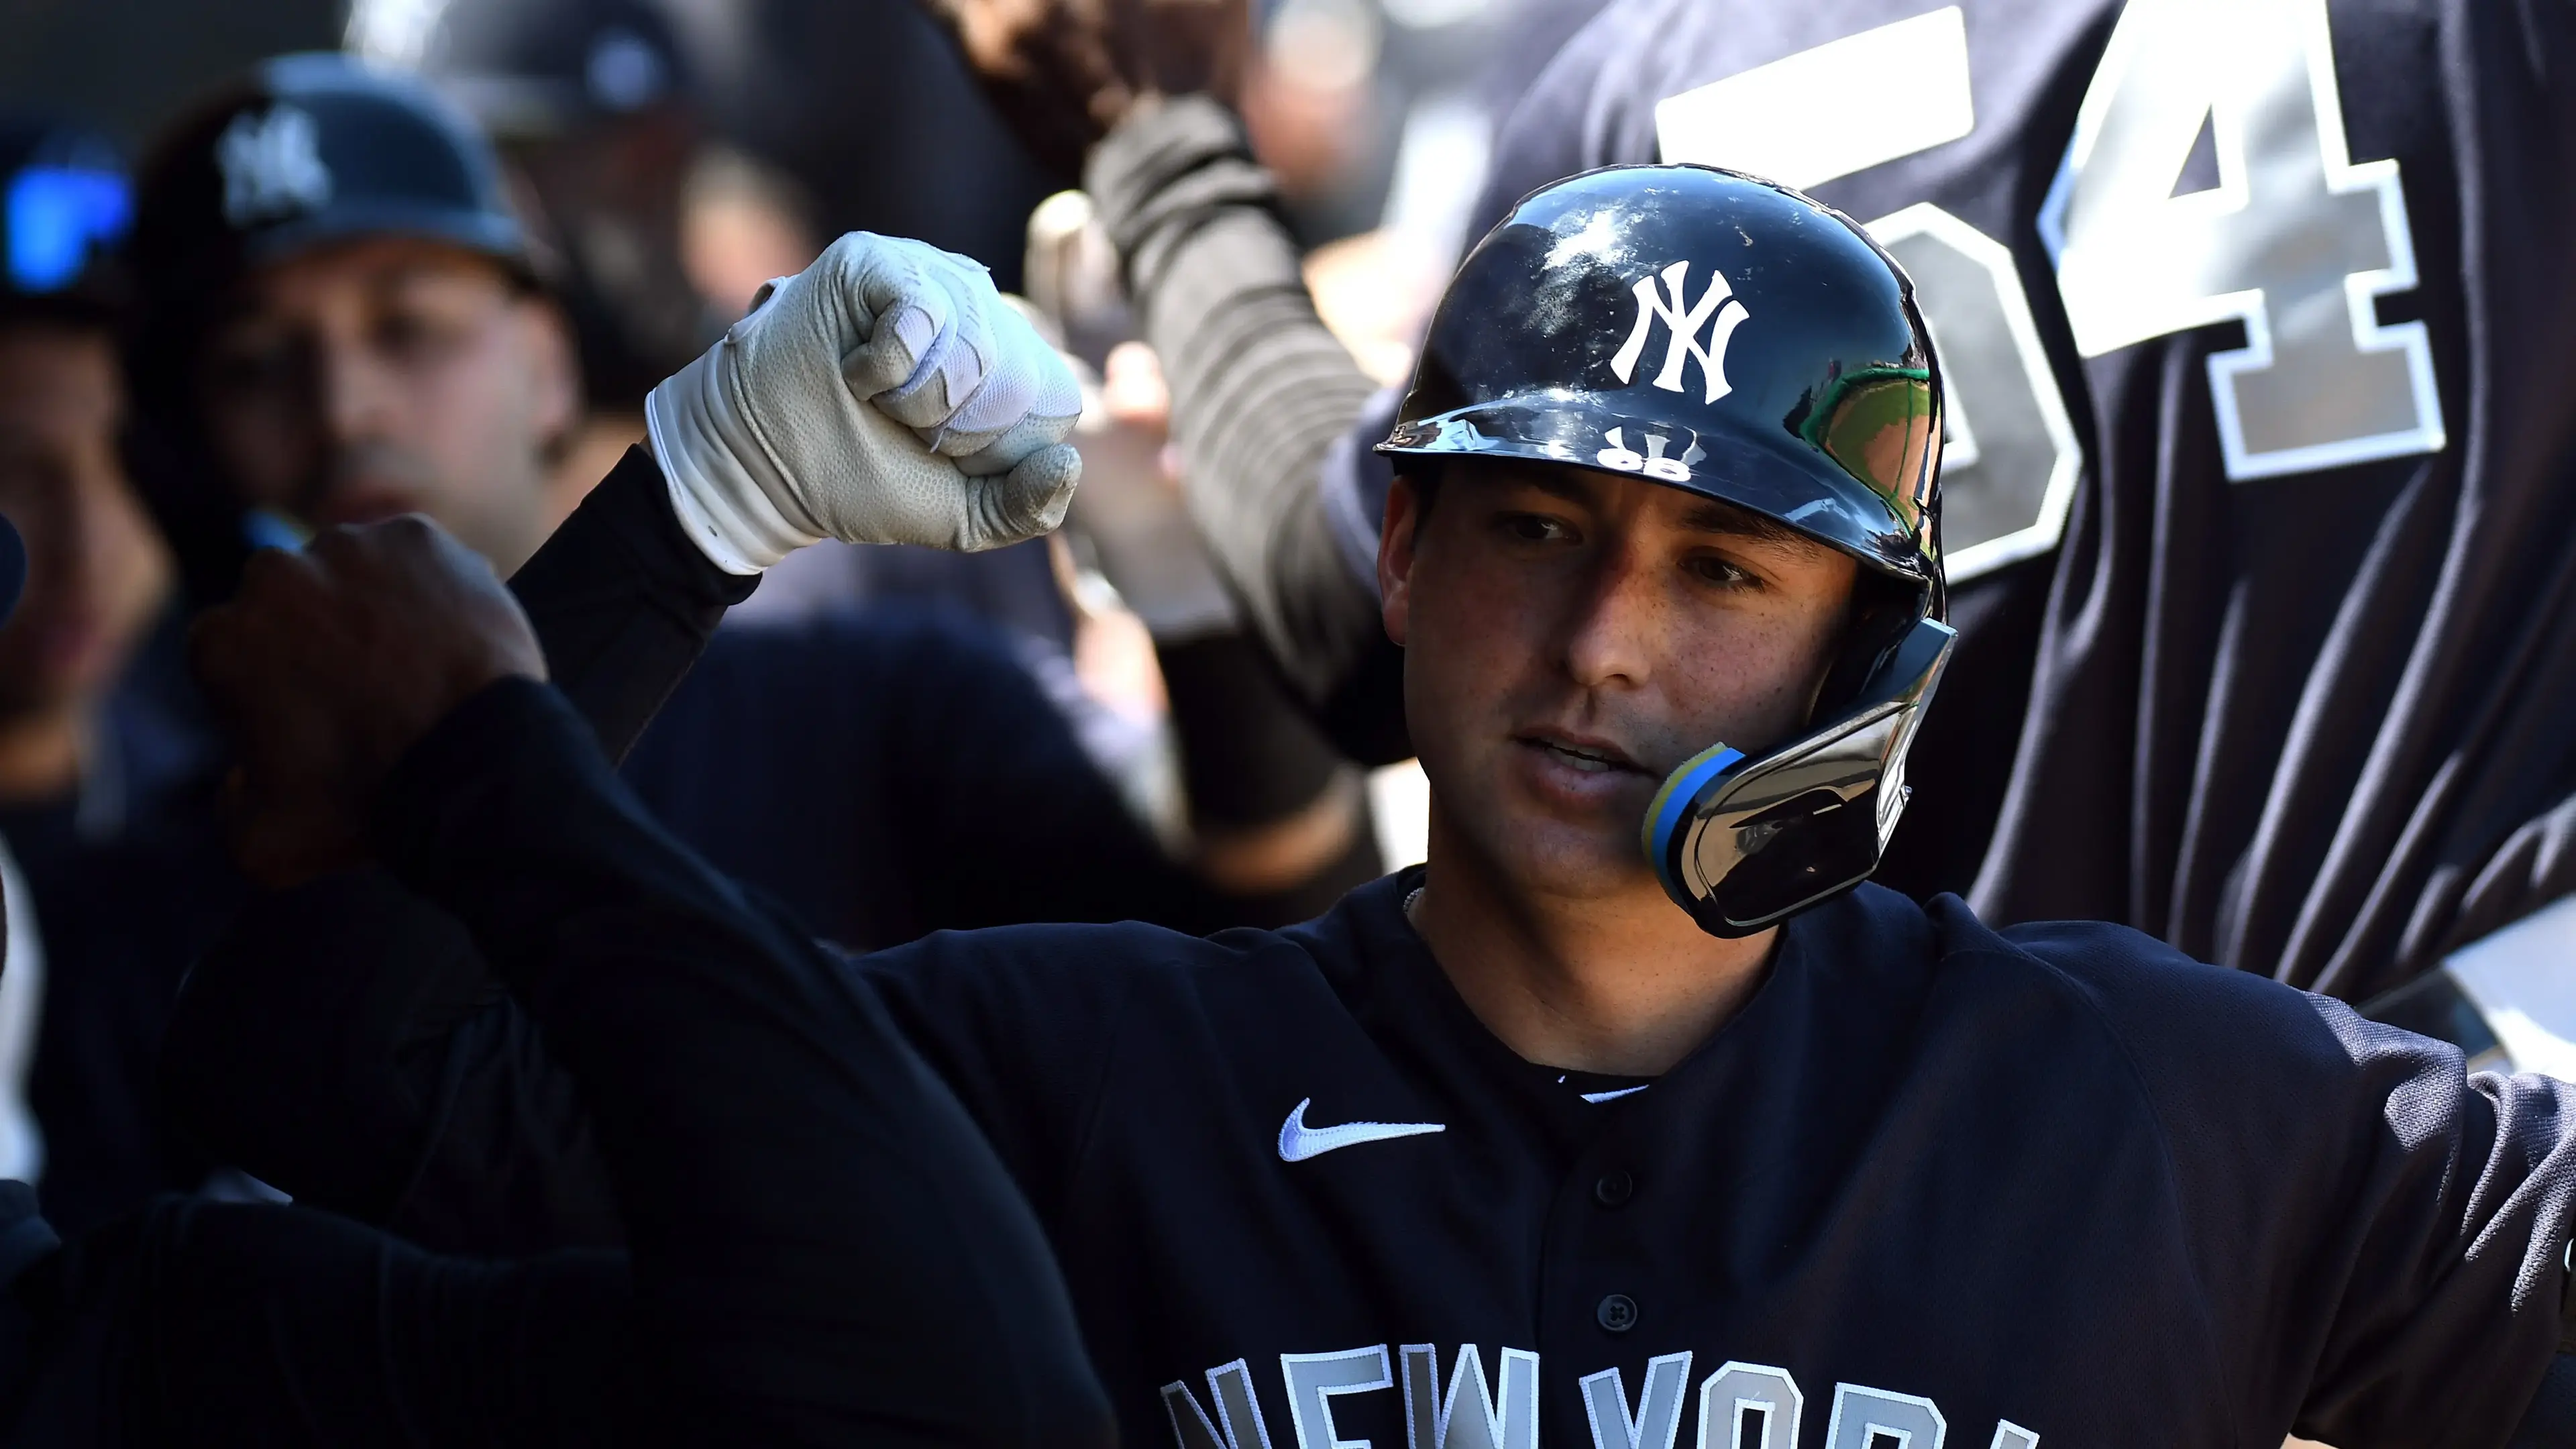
[1657, 0, 2445, 579]
[2043, 0, 2447, 480]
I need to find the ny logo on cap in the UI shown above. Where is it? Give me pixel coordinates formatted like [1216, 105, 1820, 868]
[1610, 261, 1751, 405]
[217, 105, 332, 228]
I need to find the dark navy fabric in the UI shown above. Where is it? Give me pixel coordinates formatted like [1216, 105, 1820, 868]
[1, 679, 1112, 1446]
[0, 610, 239, 1238]
[855, 874, 2576, 1449]
[616, 606, 1199, 955]
[186, 828, 2576, 1445]
[127, 640, 2576, 1445]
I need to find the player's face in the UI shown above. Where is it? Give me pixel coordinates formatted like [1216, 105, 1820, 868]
[0, 322, 170, 719]
[195, 235, 578, 576]
[1380, 458, 1858, 898]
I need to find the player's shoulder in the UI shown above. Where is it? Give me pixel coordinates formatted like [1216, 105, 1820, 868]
[853, 880, 1387, 1011]
[869, 916, 1277, 980]
[1914, 891, 2451, 1105]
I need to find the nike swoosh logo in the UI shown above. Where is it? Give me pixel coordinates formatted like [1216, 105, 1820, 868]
[1277, 1097, 1447, 1163]
[1580, 1085, 1649, 1104]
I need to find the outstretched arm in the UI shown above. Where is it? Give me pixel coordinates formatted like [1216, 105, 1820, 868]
[1084, 96, 1410, 763]
[168, 519, 1112, 1445]
[509, 443, 756, 766]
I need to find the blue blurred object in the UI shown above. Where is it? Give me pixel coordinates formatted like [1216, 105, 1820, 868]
[239, 508, 311, 555]
[5, 165, 129, 293]
[0, 116, 127, 303]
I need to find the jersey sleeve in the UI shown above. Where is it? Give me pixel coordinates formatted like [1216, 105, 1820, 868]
[376, 678, 1114, 1444]
[2007, 918, 2576, 1448]
[2290, 1027, 2576, 1448]
[508, 444, 759, 765]
[157, 869, 625, 1256]
[854, 923, 1207, 1226]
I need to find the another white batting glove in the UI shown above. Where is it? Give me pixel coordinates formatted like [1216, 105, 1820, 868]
[645, 232, 1085, 574]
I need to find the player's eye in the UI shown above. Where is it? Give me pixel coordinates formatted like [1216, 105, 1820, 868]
[372, 303, 472, 363]
[1497, 511, 1576, 545]
[1686, 553, 1765, 592]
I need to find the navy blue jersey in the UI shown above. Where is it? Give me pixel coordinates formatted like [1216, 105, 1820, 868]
[150, 633, 2576, 1446]
[1288, 0, 2576, 996]
[852, 873, 2576, 1449]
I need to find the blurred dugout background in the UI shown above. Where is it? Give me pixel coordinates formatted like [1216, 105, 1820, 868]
[0, 0, 1556, 869]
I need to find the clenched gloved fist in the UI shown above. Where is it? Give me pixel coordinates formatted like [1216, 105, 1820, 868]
[645, 231, 1085, 574]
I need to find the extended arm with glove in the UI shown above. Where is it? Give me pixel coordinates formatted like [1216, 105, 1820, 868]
[645, 232, 1085, 572]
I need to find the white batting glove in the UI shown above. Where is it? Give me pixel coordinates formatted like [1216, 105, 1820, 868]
[645, 232, 1085, 574]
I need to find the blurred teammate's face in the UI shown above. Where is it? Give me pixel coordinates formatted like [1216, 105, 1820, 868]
[196, 235, 577, 576]
[0, 323, 170, 718]
[1381, 459, 1857, 903]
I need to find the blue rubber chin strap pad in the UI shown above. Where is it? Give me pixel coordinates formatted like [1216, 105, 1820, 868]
[1644, 741, 1747, 903]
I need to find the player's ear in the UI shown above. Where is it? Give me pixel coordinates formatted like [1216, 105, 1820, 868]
[1379, 470, 1432, 647]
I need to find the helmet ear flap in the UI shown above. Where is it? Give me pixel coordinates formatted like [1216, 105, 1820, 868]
[1646, 614, 1956, 936]
[1810, 572, 1924, 725]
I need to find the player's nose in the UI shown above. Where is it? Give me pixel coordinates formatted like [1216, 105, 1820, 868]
[1555, 535, 1664, 692]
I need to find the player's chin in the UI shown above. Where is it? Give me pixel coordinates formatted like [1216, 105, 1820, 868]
[1486, 777, 1658, 884]
[1486, 820, 1654, 900]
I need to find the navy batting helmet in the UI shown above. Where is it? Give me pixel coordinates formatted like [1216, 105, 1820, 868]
[1379, 164, 1957, 938]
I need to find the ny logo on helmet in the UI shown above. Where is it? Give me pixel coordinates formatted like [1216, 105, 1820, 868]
[1609, 260, 1751, 405]
[1597, 427, 1705, 483]
[218, 105, 333, 229]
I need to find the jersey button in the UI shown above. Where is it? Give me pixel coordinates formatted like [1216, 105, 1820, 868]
[1596, 1293, 1640, 1334]
[1593, 1171, 1634, 1208]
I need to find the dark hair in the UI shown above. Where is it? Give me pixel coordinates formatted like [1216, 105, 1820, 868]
[1397, 462, 1444, 527]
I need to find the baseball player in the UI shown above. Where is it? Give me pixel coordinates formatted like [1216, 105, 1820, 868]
[168, 163, 2576, 1448]
[928, 0, 2576, 1016]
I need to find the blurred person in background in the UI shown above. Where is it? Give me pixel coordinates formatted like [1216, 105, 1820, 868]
[345, 0, 720, 508]
[354, 0, 1081, 644]
[127, 53, 1369, 967]
[0, 115, 244, 1238]
[350, 0, 1240, 823]
[924, 0, 2576, 1044]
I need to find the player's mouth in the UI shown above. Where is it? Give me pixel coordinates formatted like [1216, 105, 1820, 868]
[1515, 730, 1654, 778]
